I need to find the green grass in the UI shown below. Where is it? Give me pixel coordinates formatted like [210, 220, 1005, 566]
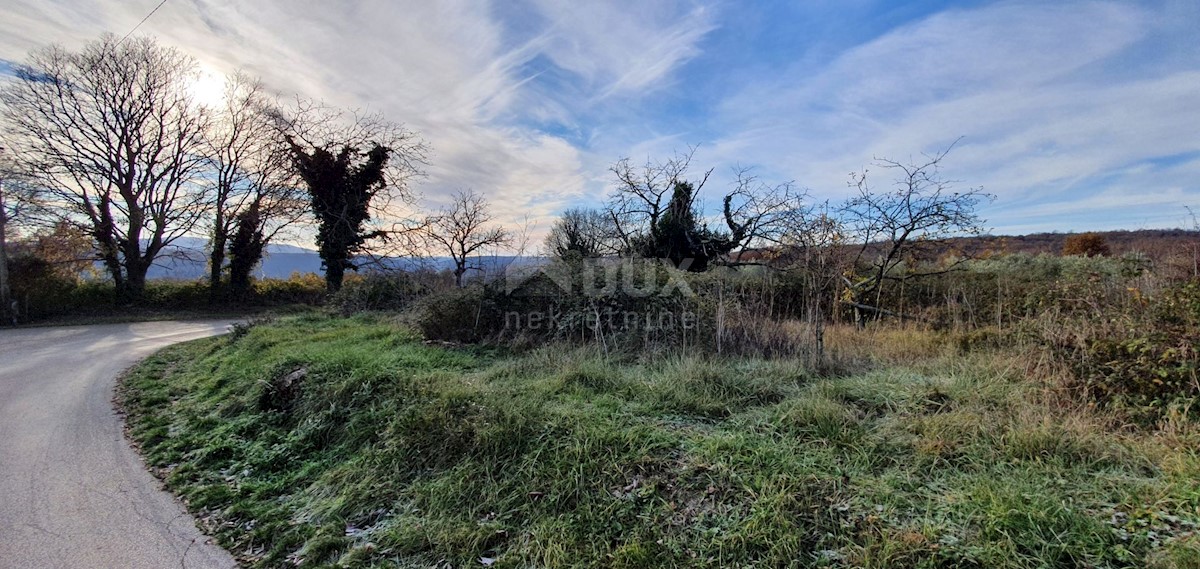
[119, 314, 1200, 568]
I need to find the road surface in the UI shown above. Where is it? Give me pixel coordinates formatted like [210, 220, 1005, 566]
[0, 321, 239, 569]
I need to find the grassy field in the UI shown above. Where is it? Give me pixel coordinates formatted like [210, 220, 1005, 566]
[119, 313, 1200, 568]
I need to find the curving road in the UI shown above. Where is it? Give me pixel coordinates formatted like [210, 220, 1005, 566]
[0, 321, 238, 569]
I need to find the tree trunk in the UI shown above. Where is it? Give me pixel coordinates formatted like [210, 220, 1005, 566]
[122, 262, 148, 302]
[209, 202, 227, 299]
[814, 318, 825, 358]
[325, 262, 344, 293]
[209, 233, 227, 300]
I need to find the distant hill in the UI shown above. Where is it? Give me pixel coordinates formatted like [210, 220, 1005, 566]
[145, 240, 534, 281]
[737, 229, 1200, 268]
[146, 242, 324, 280]
[141, 230, 1200, 281]
[951, 229, 1200, 259]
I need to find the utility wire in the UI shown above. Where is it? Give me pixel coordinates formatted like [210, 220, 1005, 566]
[117, 0, 170, 46]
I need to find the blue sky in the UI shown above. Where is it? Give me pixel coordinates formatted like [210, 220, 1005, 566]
[2, 0, 1198, 242]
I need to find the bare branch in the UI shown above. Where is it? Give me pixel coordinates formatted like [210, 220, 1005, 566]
[0, 34, 210, 298]
[839, 140, 994, 323]
[423, 189, 512, 287]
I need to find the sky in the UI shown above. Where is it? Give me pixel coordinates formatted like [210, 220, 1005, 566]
[1, 0, 1198, 244]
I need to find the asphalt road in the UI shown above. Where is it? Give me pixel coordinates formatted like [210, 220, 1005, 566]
[0, 321, 239, 569]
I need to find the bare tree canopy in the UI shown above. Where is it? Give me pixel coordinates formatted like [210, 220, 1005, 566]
[725, 167, 807, 260]
[779, 202, 850, 356]
[425, 189, 511, 287]
[0, 34, 211, 299]
[545, 207, 621, 259]
[608, 148, 803, 271]
[204, 73, 306, 298]
[841, 141, 994, 323]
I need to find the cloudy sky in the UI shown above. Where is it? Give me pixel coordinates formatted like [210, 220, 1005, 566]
[2, 0, 1198, 240]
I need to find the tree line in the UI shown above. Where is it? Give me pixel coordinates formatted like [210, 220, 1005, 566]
[1, 33, 993, 326]
[0, 34, 446, 303]
[544, 143, 993, 329]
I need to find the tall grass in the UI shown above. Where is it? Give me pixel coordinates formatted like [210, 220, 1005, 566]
[121, 314, 1200, 568]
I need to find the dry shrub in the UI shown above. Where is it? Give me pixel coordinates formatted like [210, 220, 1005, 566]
[1032, 282, 1200, 423]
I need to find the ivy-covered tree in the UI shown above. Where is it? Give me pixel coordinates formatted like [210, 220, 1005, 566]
[608, 149, 799, 272]
[282, 103, 426, 292]
[203, 73, 304, 300]
[226, 203, 264, 298]
[627, 180, 734, 271]
[288, 140, 390, 292]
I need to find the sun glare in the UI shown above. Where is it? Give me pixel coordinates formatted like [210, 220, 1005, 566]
[188, 63, 227, 108]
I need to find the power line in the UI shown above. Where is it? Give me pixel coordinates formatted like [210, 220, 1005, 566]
[117, 0, 170, 47]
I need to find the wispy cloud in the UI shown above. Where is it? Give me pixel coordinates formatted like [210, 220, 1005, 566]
[700, 1, 1200, 232]
[1, 1, 1196, 239]
[519, 1, 716, 100]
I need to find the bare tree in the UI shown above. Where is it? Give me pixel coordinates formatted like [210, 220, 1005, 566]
[281, 101, 427, 292]
[840, 142, 993, 325]
[724, 167, 807, 262]
[203, 73, 306, 297]
[779, 203, 849, 358]
[425, 189, 511, 287]
[608, 148, 803, 270]
[545, 208, 621, 259]
[0, 35, 211, 300]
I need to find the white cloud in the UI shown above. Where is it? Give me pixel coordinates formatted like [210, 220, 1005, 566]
[0, 1, 609, 244]
[703, 1, 1200, 232]
[5, 0, 1196, 242]
[522, 0, 716, 99]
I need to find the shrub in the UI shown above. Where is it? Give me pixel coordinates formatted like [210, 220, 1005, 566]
[252, 273, 328, 306]
[6, 254, 79, 319]
[1047, 281, 1200, 422]
[328, 271, 426, 314]
[413, 285, 495, 343]
[414, 260, 708, 349]
[1063, 232, 1111, 257]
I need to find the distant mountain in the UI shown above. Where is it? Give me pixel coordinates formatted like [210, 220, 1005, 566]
[142, 229, 1200, 281]
[146, 240, 326, 280]
[144, 238, 539, 281]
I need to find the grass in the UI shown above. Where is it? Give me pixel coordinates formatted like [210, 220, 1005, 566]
[119, 314, 1200, 568]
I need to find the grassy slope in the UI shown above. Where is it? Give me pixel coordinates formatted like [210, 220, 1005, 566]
[119, 314, 1200, 568]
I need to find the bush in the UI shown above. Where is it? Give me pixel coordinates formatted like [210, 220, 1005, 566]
[5, 268, 331, 323]
[141, 280, 211, 308]
[414, 259, 708, 348]
[1063, 232, 1111, 257]
[251, 273, 327, 306]
[328, 272, 425, 314]
[410, 259, 843, 361]
[413, 285, 495, 343]
[5, 254, 86, 321]
[1044, 281, 1200, 422]
[864, 253, 1144, 329]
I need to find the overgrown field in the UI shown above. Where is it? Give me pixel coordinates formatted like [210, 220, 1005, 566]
[120, 314, 1200, 568]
